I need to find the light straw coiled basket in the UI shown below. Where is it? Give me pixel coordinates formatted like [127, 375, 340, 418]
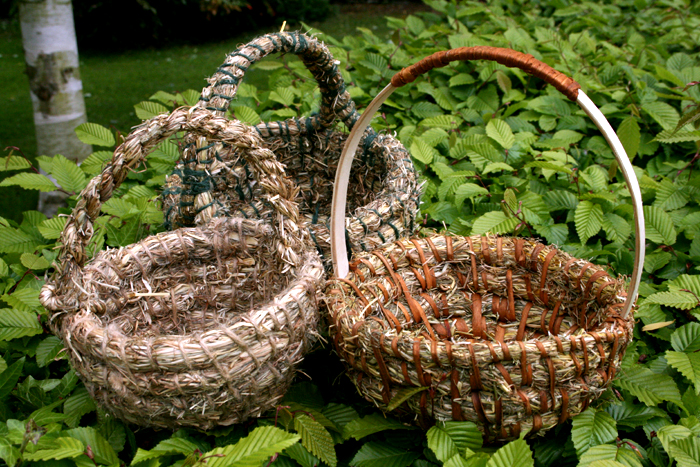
[324, 46, 645, 443]
[40, 107, 324, 430]
[160, 32, 422, 269]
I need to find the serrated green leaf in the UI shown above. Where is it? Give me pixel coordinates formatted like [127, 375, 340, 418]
[294, 414, 336, 467]
[672, 323, 700, 353]
[269, 87, 296, 107]
[38, 216, 67, 240]
[535, 223, 569, 245]
[616, 365, 683, 407]
[0, 309, 42, 340]
[644, 205, 677, 245]
[646, 291, 699, 310]
[50, 154, 87, 193]
[285, 443, 320, 467]
[134, 101, 169, 120]
[471, 211, 518, 236]
[201, 426, 300, 467]
[486, 439, 533, 467]
[2, 285, 42, 311]
[667, 351, 700, 394]
[654, 129, 700, 144]
[321, 404, 359, 432]
[80, 150, 112, 175]
[411, 138, 438, 164]
[131, 437, 199, 465]
[486, 119, 515, 149]
[64, 427, 118, 465]
[454, 183, 489, 207]
[525, 161, 573, 174]
[0, 172, 58, 191]
[602, 212, 631, 244]
[643, 101, 680, 131]
[20, 252, 50, 270]
[644, 251, 673, 274]
[427, 422, 483, 462]
[351, 442, 420, 467]
[36, 335, 65, 367]
[64, 387, 96, 427]
[0, 357, 25, 399]
[387, 387, 428, 412]
[616, 117, 640, 161]
[23, 437, 85, 462]
[575, 201, 604, 244]
[669, 436, 700, 467]
[343, 413, 410, 440]
[75, 123, 115, 147]
[233, 106, 261, 125]
[571, 408, 618, 457]
[482, 162, 514, 174]
[0, 155, 32, 172]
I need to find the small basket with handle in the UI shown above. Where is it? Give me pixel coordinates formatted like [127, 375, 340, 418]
[160, 31, 422, 269]
[40, 106, 324, 430]
[324, 46, 644, 442]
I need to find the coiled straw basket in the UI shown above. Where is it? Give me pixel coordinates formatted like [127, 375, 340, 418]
[40, 107, 324, 430]
[324, 47, 645, 442]
[160, 32, 421, 268]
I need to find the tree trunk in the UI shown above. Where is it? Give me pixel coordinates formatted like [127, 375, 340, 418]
[19, 0, 91, 216]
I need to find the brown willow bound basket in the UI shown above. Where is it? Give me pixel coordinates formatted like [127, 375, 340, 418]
[160, 32, 421, 268]
[324, 47, 645, 442]
[39, 107, 324, 430]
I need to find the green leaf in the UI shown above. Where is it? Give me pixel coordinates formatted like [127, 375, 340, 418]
[667, 351, 700, 394]
[646, 291, 699, 310]
[343, 413, 411, 440]
[2, 286, 42, 311]
[20, 252, 50, 270]
[134, 100, 169, 120]
[23, 437, 85, 462]
[64, 427, 119, 465]
[350, 442, 420, 467]
[654, 129, 700, 144]
[294, 414, 337, 467]
[0, 172, 58, 191]
[321, 403, 359, 432]
[0, 438, 20, 467]
[50, 154, 87, 193]
[486, 439, 533, 467]
[233, 106, 261, 125]
[482, 162, 514, 174]
[471, 211, 518, 236]
[616, 117, 640, 160]
[387, 386, 428, 412]
[525, 161, 573, 175]
[200, 426, 300, 467]
[411, 138, 438, 164]
[669, 436, 700, 467]
[486, 119, 515, 149]
[427, 422, 483, 462]
[0, 357, 25, 399]
[454, 183, 489, 207]
[571, 408, 618, 457]
[285, 443, 320, 467]
[0, 309, 42, 340]
[36, 335, 65, 367]
[75, 122, 115, 147]
[601, 212, 631, 244]
[64, 387, 97, 427]
[643, 102, 679, 131]
[420, 115, 463, 130]
[38, 216, 67, 240]
[575, 201, 605, 243]
[644, 205, 676, 245]
[616, 365, 683, 407]
[644, 251, 673, 274]
[269, 87, 296, 107]
[534, 223, 569, 245]
[672, 323, 700, 352]
[0, 155, 32, 172]
[131, 437, 200, 465]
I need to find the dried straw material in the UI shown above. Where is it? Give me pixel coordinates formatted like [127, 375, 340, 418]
[40, 107, 324, 430]
[326, 236, 632, 442]
[160, 32, 421, 268]
[323, 46, 643, 443]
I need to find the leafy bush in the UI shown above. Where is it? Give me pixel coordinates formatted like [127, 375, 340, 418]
[1, 0, 700, 466]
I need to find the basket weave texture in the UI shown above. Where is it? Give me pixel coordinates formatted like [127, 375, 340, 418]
[326, 235, 631, 442]
[323, 46, 641, 443]
[40, 107, 324, 430]
[160, 32, 421, 269]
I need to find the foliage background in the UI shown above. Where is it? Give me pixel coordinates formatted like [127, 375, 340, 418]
[1, 0, 700, 466]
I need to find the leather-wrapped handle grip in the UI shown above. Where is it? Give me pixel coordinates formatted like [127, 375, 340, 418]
[391, 46, 581, 101]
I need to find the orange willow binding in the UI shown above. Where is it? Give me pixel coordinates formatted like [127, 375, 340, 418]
[324, 47, 644, 442]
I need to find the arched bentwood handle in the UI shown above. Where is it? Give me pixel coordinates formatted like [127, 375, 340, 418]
[330, 46, 645, 320]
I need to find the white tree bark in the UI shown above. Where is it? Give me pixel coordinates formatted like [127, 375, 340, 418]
[19, 0, 91, 215]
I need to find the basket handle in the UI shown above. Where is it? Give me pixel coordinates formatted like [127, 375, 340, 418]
[51, 107, 305, 287]
[330, 46, 644, 320]
[199, 31, 358, 131]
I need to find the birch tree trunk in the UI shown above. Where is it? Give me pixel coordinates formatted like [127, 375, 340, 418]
[19, 0, 91, 216]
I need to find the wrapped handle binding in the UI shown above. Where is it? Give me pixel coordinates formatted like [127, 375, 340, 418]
[330, 46, 644, 320]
